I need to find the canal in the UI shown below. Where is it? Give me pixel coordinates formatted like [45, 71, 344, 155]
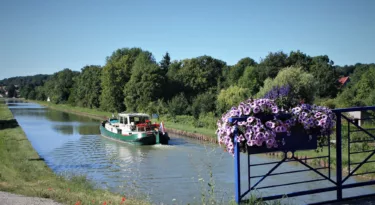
[7, 100, 375, 204]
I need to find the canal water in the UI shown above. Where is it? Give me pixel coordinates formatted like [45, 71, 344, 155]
[7, 100, 375, 204]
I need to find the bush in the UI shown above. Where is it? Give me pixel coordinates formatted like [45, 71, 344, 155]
[196, 112, 217, 129]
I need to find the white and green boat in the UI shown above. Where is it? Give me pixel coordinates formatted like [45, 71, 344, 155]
[100, 113, 169, 145]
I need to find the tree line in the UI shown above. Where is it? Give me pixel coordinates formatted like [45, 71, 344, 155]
[1, 48, 374, 129]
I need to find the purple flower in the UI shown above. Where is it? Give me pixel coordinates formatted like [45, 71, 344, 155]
[253, 106, 260, 114]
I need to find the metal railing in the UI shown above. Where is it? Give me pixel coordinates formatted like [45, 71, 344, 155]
[233, 106, 375, 204]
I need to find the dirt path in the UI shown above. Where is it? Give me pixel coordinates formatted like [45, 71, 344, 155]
[0, 191, 63, 205]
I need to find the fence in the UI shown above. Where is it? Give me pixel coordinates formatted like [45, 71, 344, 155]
[233, 106, 375, 204]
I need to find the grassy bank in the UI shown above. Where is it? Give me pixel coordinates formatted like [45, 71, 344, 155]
[0, 100, 148, 205]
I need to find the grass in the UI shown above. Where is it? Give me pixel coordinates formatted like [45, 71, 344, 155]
[158, 118, 217, 138]
[0, 99, 149, 205]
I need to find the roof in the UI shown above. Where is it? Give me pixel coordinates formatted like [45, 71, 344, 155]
[339, 76, 349, 86]
[118, 113, 150, 117]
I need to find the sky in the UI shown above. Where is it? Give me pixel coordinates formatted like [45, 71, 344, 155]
[1, 0, 375, 80]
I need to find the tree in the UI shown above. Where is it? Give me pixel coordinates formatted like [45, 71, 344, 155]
[6, 84, 17, 98]
[237, 66, 260, 96]
[216, 86, 249, 114]
[191, 91, 216, 119]
[166, 55, 226, 100]
[43, 69, 78, 104]
[160, 52, 171, 71]
[100, 48, 144, 112]
[287, 50, 312, 71]
[123, 52, 165, 112]
[226, 57, 257, 86]
[255, 51, 289, 84]
[74, 65, 102, 108]
[256, 67, 316, 104]
[167, 93, 189, 120]
[310, 56, 339, 98]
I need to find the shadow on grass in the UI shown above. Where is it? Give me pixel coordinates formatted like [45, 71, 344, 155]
[0, 119, 19, 130]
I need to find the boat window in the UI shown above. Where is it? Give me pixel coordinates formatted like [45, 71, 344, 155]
[129, 116, 149, 124]
[124, 117, 128, 125]
[120, 117, 124, 124]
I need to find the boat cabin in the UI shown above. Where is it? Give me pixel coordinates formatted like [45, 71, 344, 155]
[107, 113, 157, 134]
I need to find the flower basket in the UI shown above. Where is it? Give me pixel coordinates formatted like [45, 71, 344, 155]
[247, 126, 319, 154]
[216, 98, 335, 156]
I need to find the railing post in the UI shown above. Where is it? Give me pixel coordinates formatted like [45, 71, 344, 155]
[234, 127, 241, 204]
[336, 112, 342, 200]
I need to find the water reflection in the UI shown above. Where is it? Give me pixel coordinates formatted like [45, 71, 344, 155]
[8, 100, 375, 205]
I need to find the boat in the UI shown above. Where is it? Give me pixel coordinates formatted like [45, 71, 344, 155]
[100, 112, 170, 145]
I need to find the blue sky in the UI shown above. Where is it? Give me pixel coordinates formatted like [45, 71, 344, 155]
[1, 0, 374, 79]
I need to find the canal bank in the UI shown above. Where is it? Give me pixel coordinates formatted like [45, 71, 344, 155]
[29, 100, 218, 143]
[20, 100, 375, 204]
[0, 100, 148, 205]
[28, 100, 375, 180]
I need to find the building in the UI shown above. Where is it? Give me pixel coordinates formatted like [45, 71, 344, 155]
[338, 76, 350, 88]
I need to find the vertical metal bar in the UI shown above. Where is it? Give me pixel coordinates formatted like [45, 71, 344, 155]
[234, 127, 241, 204]
[336, 112, 343, 200]
[348, 119, 350, 173]
[248, 151, 250, 190]
[328, 133, 331, 179]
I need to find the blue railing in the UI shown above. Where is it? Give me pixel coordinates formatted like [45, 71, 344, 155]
[233, 106, 375, 204]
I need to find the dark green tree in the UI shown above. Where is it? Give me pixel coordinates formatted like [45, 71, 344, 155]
[100, 48, 144, 112]
[74, 65, 102, 108]
[43, 68, 79, 104]
[310, 56, 339, 98]
[6, 84, 17, 98]
[167, 93, 189, 120]
[255, 51, 289, 84]
[287, 50, 312, 71]
[225, 57, 257, 86]
[167, 55, 226, 100]
[191, 91, 216, 119]
[160, 52, 171, 71]
[124, 52, 165, 112]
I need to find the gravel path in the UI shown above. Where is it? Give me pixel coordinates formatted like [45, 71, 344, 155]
[0, 191, 63, 205]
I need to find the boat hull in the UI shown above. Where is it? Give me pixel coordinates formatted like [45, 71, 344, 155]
[99, 125, 169, 145]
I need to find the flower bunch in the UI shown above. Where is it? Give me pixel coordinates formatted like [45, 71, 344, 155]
[291, 104, 336, 135]
[216, 97, 336, 155]
[217, 98, 289, 155]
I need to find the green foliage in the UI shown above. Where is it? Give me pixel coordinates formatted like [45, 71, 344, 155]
[160, 52, 171, 71]
[335, 65, 375, 108]
[124, 52, 165, 112]
[225, 57, 256, 86]
[6, 84, 17, 98]
[167, 93, 190, 119]
[100, 48, 144, 112]
[216, 85, 249, 114]
[43, 69, 78, 104]
[196, 112, 217, 129]
[166, 56, 226, 100]
[255, 51, 289, 84]
[257, 67, 316, 104]
[237, 66, 260, 96]
[74, 65, 102, 108]
[191, 91, 216, 119]
[287, 50, 312, 71]
[309, 55, 339, 98]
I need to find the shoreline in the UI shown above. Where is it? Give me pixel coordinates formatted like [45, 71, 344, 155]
[25, 100, 375, 181]
[0, 99, 149, 205]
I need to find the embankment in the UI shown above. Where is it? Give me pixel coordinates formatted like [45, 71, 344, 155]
[0, 100, 148, 205]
